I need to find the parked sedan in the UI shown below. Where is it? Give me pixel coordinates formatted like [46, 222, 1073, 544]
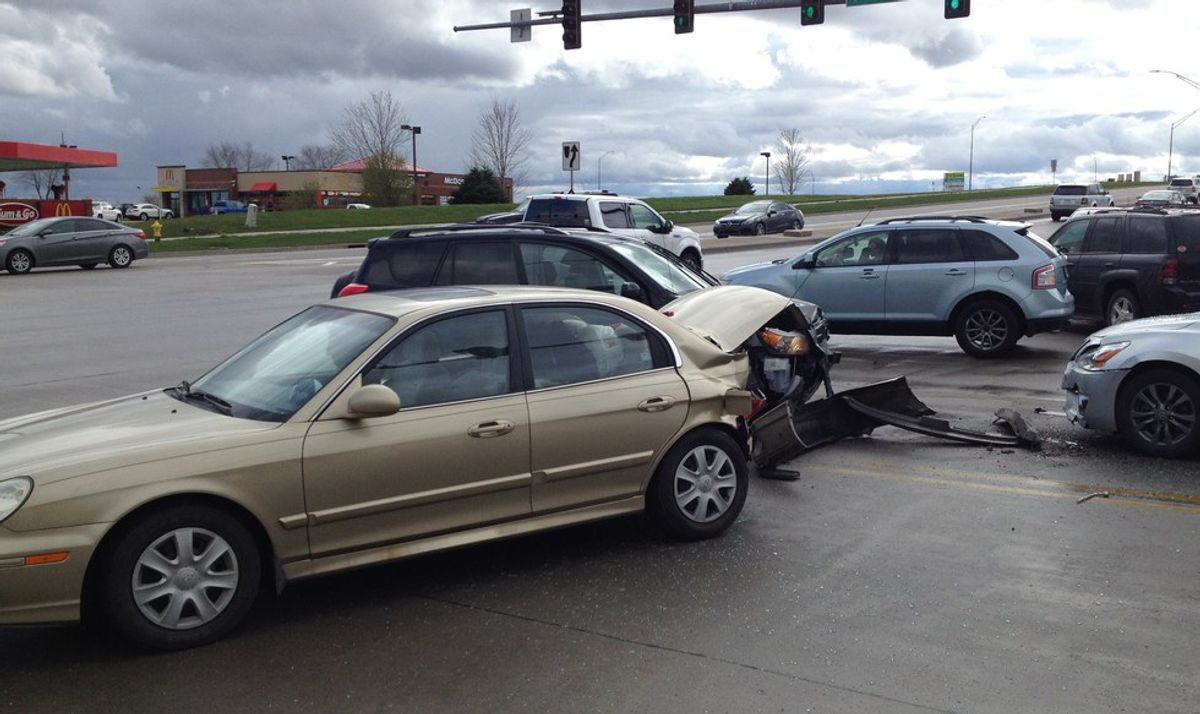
[0, 284, 830, 649]
[1, 216, 148, 274]
[713, 201, 804, 238]
[1063, 314, 1200, 458]
[124, 203, 174, 221]
[1133, 190, 1188, 209]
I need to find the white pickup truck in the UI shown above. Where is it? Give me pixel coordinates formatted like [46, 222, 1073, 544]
[522, 193, 704, 270]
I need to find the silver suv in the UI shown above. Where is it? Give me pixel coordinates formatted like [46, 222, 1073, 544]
[721, 216, 1074, 357]
[1167, 177, 1200, 205]
[1050, 183, 1114, 221]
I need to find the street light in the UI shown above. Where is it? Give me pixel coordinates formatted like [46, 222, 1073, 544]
[1168, 107, 1200, 181]
[597, 150, 614, 190]
[400, 124, 422, 205]
[281, 155, 295, 171]
[760, 151, 771, 196]
[968, 115, 985, 191]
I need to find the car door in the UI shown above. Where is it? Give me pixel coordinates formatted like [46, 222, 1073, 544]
[518, 241, 640, 298]
[34, 219, 85, 266]
[434, 241, 520, 284]
[301, 309, 531, 558]
[1073, 215, 1125, 315]
[885, 228, 974, 323]
[769, 203, 790, 232]
[794, 229, 890, 323]
[519, 303, 688, 513]
[72, 218, 116, 262]
[627, 203, 669, 251]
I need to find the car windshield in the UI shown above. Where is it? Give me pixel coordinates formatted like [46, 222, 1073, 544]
[609, 241, 713, 295]
[182, 305, 395, 422]
[1142, 191, 1172, 200]
[5, 218, 61, 237]
[735, 201, 769, 215]
[1169, 179, 1192, 187]
[1054, 186, 1086, 196]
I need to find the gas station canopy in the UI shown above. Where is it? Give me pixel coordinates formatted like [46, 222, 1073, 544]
[0, 142, 118, 172]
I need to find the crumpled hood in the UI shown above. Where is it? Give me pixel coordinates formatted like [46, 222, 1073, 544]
[1090, 312, 1200, 341]
[662, 285, 809, 352]
[0, 390, 281, 485]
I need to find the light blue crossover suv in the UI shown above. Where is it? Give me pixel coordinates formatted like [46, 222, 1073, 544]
[722, 216, 1075, 357]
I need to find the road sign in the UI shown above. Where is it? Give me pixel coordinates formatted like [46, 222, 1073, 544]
[1050, 159, 1058, 173]
[510, 9, 531, 42]
[562, 142, 581, 171]
[943, 171, 965, 193]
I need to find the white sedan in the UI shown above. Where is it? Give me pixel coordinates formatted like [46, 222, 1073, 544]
[124, 203, 174, 221]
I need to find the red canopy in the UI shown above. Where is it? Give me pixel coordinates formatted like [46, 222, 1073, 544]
[248, 181, 277, 192]
[0, 142, 118, 172]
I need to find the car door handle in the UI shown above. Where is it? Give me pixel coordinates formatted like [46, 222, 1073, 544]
[859, 270, 880, 279]
[467, 420, 514, 438]
[944, 269, 968, 276]
[1104, 262, 1115, 268]
[637, 396, 676, 412]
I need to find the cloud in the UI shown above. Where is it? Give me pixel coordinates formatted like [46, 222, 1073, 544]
[0, 4, 117, 100]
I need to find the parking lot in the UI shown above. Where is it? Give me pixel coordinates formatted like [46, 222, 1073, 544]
[0, 245, 1197, 712]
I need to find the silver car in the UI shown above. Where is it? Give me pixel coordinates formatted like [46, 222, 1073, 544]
[1062, 313, 1200, 458]
[1, 217, 149, 274]
[722, 216, 1074, 358]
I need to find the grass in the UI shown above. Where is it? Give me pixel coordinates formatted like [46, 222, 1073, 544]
[138, 181, 1160, 252]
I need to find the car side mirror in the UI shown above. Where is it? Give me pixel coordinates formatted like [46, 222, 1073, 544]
[619, 282, 645, 301]
[792, 256, 815, 270]
[346, 384, 401, 418]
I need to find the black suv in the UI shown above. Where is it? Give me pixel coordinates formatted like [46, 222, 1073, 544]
[330, 224, 715, 310]
[1047, 208, 1200, 325]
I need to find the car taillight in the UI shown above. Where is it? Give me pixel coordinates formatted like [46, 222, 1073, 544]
[135, 230, 146, 240]
[748, 398, 767, 419]
[1159, 259, 1178, 286]
[336, 282, 370, 298]
[1032, 264, 1057, 289]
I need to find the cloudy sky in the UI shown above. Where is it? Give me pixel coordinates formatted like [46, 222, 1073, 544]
[3, 0, 1198, 201]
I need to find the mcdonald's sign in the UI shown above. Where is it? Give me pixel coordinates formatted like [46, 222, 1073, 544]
[55, 202, 74, 217]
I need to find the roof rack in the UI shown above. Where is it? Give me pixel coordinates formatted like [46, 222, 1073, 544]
[386, 223, 575, 240]
[874, 215, 992, 225]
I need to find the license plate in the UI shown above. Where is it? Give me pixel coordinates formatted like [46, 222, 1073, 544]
[763, 357, 790, 372]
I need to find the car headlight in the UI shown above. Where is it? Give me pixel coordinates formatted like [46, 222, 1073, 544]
[0, 477, 33, 524]
[757, 328, 811, 355]
[1074, 341, 1130, 371]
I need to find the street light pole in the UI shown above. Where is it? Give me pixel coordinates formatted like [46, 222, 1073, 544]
[597, 150, 614, 190]
[281, 155, 295, 171]
[1153, 70, 1200, 181]
[401, 124, 421, 205]
[760, 151, 771, 197]
[968, 115, 985, 192]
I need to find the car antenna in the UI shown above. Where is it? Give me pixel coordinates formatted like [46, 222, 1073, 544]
[856, 207, 875, 227]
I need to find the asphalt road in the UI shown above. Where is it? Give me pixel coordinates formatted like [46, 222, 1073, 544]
[1, 202, 1198, 712]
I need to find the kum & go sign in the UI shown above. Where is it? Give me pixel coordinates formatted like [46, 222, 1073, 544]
[0, 202, 38, 227]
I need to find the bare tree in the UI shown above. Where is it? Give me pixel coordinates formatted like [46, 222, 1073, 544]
[329, 90, 408, 164]
[772, 128, 812, 196]
[295, 144, 349, 170]
[22, 168, 62, 198]
[201, 141, 274, 171]
[468, 97, 531, 197]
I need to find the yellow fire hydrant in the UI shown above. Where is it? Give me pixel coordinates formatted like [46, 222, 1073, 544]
[151, 220, 163, 242]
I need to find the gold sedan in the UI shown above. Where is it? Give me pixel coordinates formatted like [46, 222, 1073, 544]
[0, 284, 823, 649]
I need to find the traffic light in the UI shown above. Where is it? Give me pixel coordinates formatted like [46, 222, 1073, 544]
[800, 0, 824, 26]
[673, 0, 694, 34]
[944, 0, 970, 19]
[561, 0, 581, 50]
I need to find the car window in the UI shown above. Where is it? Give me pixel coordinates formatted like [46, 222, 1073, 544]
[608, 241, 710, 295]
[1054, 185, 1086, 196]
[598, 201, 631, 229]
[77, 218, 110, 231]
[815, 230, 890, 267]
[1049, 220, 1088, 254]
[362, 241, 445, 289]
[363, 310, 512, 409]
[1125, 217, 1168, 254]
[628, 203, 663, 230]
[436, 242, 519, 284]
[961, 230, 1019, 261]
[41, 219, 78, 235]
[526, 198, 590, 227]
[521, 305, 662, 389]
[519, 243, 631, 295]
[1171, 215, 1200, 254]
[893, 229, 964, 264]
[1083, 217, 1122, 253]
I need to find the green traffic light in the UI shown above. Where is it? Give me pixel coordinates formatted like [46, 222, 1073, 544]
[949, 0, 960, 8]
[675, 16, 684, 26]
[804, 6, 814, 17]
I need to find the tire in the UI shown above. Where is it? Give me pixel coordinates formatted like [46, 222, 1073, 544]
[1115, 368, 1200, 458]
[791, 219, 802, 230]
[109, 245, 134, 269]
[139, 212, 149, 221]
[79, 263, 98, 270]
[1105, 289, 1141, 326]
[1051, 212, 1062, 222]
[754, 222, 766, 236]
[100, 504, 263, 650]
[680, 250, 702, 272]
[5, 248, 33, 275]
[647, 428, 748, 540]
[954, 299, 1020, 358]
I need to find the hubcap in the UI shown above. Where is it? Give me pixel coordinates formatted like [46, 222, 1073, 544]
[673, 445, 737, 523]
[113, 248, 131, 266]
[132, 527, 239, 630]
[1131, 382, 1196, 447]
[964, 309, 1008, 351]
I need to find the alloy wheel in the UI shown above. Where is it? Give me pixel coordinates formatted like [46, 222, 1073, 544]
[1130, 382, 1196, 449]
[964, 308, 1009, 352]
[1108, 296, 1137, 325]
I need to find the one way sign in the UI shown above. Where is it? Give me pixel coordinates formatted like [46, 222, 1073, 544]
[562, 141, 580, 172]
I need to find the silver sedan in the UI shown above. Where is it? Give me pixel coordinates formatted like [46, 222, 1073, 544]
[1, 216, 149, 274]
